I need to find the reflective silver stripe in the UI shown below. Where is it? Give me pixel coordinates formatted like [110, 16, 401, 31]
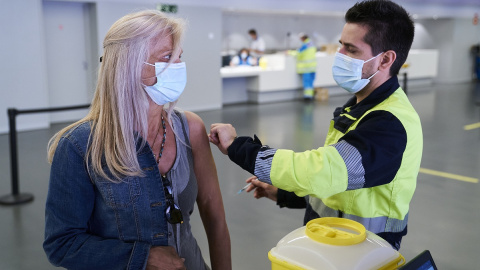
[333, 140, 365, 190]
[254, 148, 277, 185]
[309, 196, 339, 217]
[310, 198, 408, 233]
[343, 213, 409, 233]
[299, 59, 317, 64]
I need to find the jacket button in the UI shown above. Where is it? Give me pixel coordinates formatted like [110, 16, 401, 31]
[154, 233, 165, 238]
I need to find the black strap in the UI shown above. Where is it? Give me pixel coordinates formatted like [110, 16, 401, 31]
[161, 175, 174, 202]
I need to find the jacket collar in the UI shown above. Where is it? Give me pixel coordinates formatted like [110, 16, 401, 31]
[333, 76, 400, 133]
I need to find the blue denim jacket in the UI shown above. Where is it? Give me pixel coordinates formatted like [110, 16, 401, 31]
[44, 122, 171, 270]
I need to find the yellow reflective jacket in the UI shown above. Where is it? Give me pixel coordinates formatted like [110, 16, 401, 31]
[288, 38, 317, 74]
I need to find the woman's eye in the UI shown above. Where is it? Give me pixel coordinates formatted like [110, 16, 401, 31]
[163, 54, 171, 60]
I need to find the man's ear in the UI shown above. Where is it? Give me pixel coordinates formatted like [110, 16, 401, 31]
[379, 50, 396, 71]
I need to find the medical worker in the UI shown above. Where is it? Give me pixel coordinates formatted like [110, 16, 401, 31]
[288, 33, 317, 100]
[209, 0, 422, 251]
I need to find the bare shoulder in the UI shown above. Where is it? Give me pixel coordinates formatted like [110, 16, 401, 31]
[183, 111, 207, 139]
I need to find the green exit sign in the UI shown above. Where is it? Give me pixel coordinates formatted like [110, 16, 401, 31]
[156, 4, 178, 13]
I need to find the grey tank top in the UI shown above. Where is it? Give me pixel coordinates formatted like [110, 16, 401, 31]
[164, 110, 209, 270]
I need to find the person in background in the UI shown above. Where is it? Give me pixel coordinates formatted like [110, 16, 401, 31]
[43, 10, 231, 270]
[287, 33, 317, 100]
[209, 0, 422, 251]
[230, 48, 257, 66]
[248, 29, 266, 58]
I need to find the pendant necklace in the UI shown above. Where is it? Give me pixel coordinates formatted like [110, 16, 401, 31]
[153, 114, 166, 164]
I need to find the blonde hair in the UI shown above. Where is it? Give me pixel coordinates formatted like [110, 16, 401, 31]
[47, 10, 186, 182]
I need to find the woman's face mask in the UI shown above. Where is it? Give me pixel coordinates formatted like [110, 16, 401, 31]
[331, 52, 382, 94]
[143, 62, 187, 105]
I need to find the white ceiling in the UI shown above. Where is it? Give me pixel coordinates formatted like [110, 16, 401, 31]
[93, 0, 480, 18]
[220, 0, 480, 19]
[401, 0, 480, 5]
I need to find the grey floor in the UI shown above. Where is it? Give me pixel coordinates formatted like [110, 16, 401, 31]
[1, 81, 479, 269]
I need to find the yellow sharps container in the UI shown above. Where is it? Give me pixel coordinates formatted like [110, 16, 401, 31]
[268, 217, 405, 270]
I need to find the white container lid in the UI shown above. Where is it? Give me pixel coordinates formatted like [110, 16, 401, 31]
[269, 217, 404, 270]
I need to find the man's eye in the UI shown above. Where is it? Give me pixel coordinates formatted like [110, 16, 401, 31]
[347, 48, 357, 54]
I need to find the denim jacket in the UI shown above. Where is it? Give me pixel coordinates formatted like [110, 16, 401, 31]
[44, 121, 171, 270]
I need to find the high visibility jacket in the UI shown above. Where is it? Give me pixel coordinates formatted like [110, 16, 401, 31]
[289, 38, 317, 74]
[227, 76, 423, 236]
[309, 87, 422, 234]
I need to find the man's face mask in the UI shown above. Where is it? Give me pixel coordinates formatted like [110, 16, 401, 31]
[143, 62, 187, 105]
[332, 52, 382, 94]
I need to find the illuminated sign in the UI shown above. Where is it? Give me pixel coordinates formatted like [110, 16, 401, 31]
[156, 4, 178, 14]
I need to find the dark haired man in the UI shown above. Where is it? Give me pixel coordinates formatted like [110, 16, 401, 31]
[248, 28, 265, 57]
[210, 0, 422, 250]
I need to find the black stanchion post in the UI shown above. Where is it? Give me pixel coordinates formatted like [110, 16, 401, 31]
[0, 108, 34, 205]
[0, 104, 89, 206]
[403, 72, 408, 95]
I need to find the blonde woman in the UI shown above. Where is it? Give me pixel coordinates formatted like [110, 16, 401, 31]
[43, 10, 231, 270]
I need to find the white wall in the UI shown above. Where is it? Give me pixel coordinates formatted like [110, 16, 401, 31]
[419, 18, 480, 84]
[0, 0, 50, 133]
[452, 18, 480, 83]
[223, 12, 345, 52]
[411, 22, 437, 49]
[175, 6, 222, 111]
[95, 2, 150, 55]
[43, 2, 92, 124]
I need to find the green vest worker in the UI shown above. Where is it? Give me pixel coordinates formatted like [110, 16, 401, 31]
[288, 34, 317, 100]
[209, 0, 422, 251]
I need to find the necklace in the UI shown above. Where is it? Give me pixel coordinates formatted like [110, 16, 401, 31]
[153, 114, 166, 164]
[150, 117, 162, 150]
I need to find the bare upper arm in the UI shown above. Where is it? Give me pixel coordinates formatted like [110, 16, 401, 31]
[184, 111, 208, 149]
[183, 111, 221, 204]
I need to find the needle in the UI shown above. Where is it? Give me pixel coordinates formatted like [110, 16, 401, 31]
[237, 183, 252, 194]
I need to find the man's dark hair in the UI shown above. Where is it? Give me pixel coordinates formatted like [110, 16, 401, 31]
[248, 29, 257, 36]
[345, 0, 414, 76]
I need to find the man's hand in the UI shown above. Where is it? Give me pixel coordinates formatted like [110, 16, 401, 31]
[245, 176, 278, 202]
[208, 123, 238, 155]
[146, 246, 186, 270]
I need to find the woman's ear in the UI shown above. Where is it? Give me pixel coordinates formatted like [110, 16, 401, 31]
[379, 50, 396, 71]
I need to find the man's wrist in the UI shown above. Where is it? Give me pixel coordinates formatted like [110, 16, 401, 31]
[227, 135, 263, 175]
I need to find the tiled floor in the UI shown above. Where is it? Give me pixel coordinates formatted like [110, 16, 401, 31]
[1, 81, 479, 269]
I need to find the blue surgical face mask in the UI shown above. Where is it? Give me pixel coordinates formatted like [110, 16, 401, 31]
[332, 52, 382, 94]
[143, 62, 187, 105]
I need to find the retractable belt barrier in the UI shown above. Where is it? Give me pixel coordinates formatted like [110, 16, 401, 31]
[0, 104, 90, 205]
[402, 72, 408, 95]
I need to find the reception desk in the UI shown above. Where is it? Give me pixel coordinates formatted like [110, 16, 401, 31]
[221, 49, 438, 104]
